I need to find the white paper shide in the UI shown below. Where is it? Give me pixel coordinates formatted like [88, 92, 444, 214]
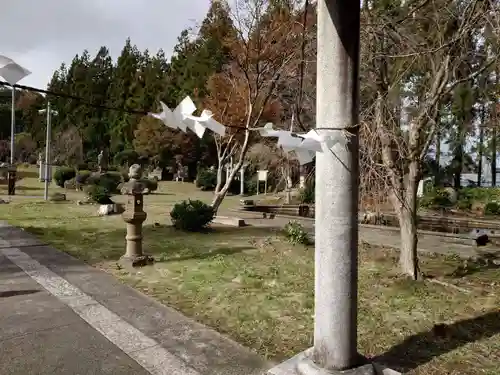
[255, 123, 347, 165]
[150, 98, 346, 164]
[0, 55, 31, 85]
[150, 96, 225, 138]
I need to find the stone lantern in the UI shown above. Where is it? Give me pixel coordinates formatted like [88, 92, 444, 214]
[120, 164, 154, 267]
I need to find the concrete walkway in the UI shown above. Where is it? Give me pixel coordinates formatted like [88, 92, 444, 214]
[0, 223, 270, 375]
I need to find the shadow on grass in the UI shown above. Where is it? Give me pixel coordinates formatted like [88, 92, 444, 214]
[157, 245, 255, 263]
[375, 309, 500, 372]
[22, 223, 277, 265]
[15, 185, 44, 191]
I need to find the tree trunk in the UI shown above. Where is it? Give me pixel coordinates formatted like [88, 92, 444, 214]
[492, 74, 498, 187]
[453, 133, 464, 190]
[212, 164, 242, 214]
[435, 129, 441, 186]
[211, 193, 225, 214]
[373, 25, 420, 280]
[492, 130, 497, 186]
[394, 160, 420, 280]
[398, 206, 419, 279]
[214, 159, 224, 194]
[478, 104, 485, 186]
[211, 129, 252, 214]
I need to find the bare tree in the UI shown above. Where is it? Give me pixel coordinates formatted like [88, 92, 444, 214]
[247, 141, 300, 198]
[204, 0, 306, 212]
[53, 126, 84, 166]
[361, 0, 499, 279]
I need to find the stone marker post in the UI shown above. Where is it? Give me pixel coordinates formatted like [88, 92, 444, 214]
[7, 165, 16, 196]
[240, 168, 245, 195]
[121, 164, 154, 268]
[299, 166, 306, 189]
[240, 163, 248, 195]
[38, 152, 43, 181]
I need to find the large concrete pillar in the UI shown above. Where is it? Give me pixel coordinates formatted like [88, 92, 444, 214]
[299, 0, 364, 372]
[269, 0, 374, 374]
[309, 0, 361, 370]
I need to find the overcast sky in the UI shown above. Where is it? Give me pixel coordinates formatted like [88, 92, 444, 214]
[1, 0, 210, 89]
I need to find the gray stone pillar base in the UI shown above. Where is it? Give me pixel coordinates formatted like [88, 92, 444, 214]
[297, 356, 375, 375]
[267, 348, 402, 375]
[119, 254, 154, 268]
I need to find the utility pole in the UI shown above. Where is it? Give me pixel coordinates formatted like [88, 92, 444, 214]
[0, 56, 31, 165]
[44, 101, 52, 201]
[39, 101, 56, 201]
[10, 87, 15, 164]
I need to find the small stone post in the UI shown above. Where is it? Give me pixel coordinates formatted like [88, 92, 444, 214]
[120, 164, 154, 268]
[240, 163, 248, 196]
[240, 168, 245, 195]
[38, 152, 43, 181]
[225, 163, 231, 181]
[299, 165, 306, 189]
[7, 165, 16, 196]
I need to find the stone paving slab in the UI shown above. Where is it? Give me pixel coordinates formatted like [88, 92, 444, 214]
[0, 254, 150, 375]
[100, 291, 269, 375]
[0, 222, 271, 375]
[15, 243, 271, 375]
[0, 289, 82, 341]
[0, 321, 151, 375]
[0, 254, 81, 339]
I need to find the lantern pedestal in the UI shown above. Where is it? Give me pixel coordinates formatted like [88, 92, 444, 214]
[120, 165, 154, 268]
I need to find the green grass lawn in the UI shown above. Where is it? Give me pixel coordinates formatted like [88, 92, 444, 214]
[2, 167, 500, 375]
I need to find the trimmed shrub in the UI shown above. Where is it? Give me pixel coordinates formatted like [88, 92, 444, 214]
[484, 202, 500, 216]
[85, 185, 114, 205]
[196, 169, 217, 191]
[88, 172, 122, 194]
[457, 187, 500, 211]
[244, 180, 257, 195]
[419, 188, 453, 209]
[283, 221, 311, 245]
[113, 150, 139, 167]
[170, 199, 214, 232]
[54, 167, 76, 188]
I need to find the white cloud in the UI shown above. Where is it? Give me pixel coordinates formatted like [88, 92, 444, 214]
[0, 0, 210, 89]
